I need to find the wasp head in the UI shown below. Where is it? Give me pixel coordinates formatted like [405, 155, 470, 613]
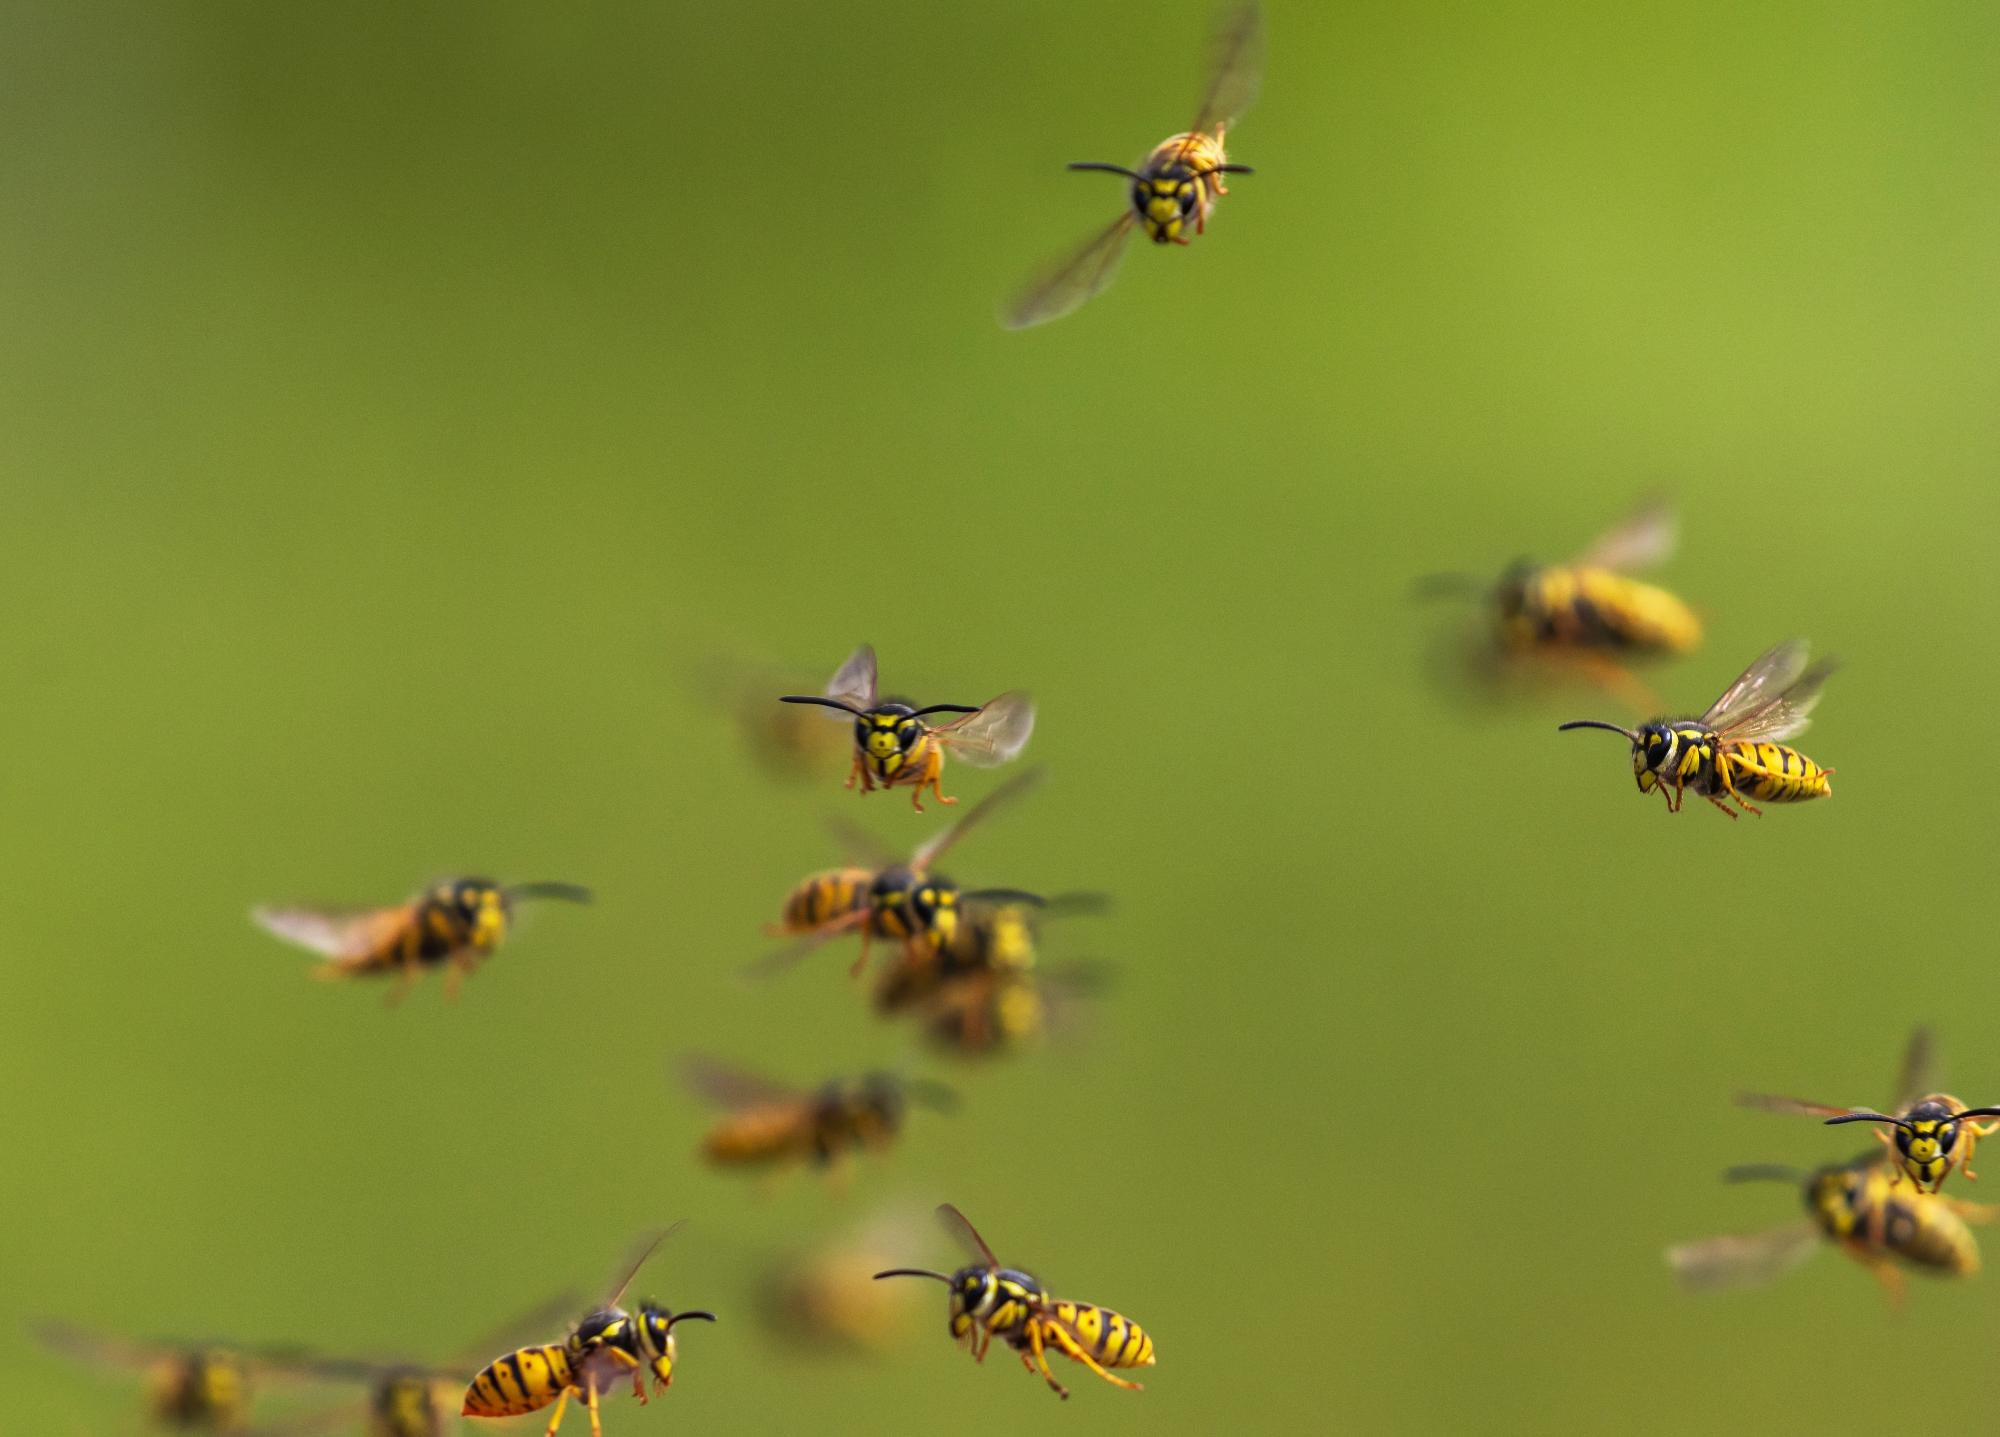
[857, 704, 926, 769]
[632, 1304, 715, 1394]
[1133, 169, 1202, 243]
[910, 878, 960, 949]
[440, 878, 508, 948]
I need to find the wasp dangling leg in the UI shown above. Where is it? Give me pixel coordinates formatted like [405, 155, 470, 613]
[1025, 1324, 1070, 1400]
[1703, 795, 1740, 820]
[1044, 1322, 1145, 1391]
[583, 1376, 604, 1437]
[540, 1387, 571, 1437]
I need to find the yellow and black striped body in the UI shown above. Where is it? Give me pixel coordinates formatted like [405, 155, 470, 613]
[778, 868, 875, 935]
[367, 1371, 448, 1437]
[1808, 1163, 1982, 1276]
[1495, 563, 1701, 656]
[463, 1301, 698, 1425]
[146, 1350, 251, 1430]
[701, 1078, 903, 1169]
[1720, 740, 1834, 805]
[344, 879, 510, 977]
[1044, 1300, 1157, 1373]
[876, 901, 1036, 1015]
[1131, 131, 1230, 244]
[948, 1267, 1155, 1385]
[462, 1340, 576, 1418]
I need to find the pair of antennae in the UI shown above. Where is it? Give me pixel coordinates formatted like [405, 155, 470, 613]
[1067, 160, 1256, 182]
[779, 695, 982, 720]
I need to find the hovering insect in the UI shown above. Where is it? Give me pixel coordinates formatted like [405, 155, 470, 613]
[753, 1209, 930, 1358]
[873, 1204, 1154, 1401]
[31, 1323, 319, 1432]
[1557, 639, 1837, 817]
[683, 1055, 956, 1174]
[752, 768, 1042, 980]
[461, 1227, 715, 1437]
[779, 645, 1033, 811]
[1667, 1153, 1996, 1306]
[252, 877, 591, 1002]
[1738, 1027, 2000, 1194]
[702, 653, 854, 782]
[1003, 3, 1263, 329]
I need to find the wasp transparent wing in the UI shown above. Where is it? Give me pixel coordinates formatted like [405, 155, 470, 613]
[824, 645, 879, 713]
[1666, 1222, 1820, 1291]
[251, 903, 412, 960]
[913, 767, 1043, 873]
[1717, 658, 1838, 745]
[932, 692, 1035, 769]
[1190, 1, 1266, 136]
[680, 1054, 805, 1110]
[1699, 641, 1810, 733]
[936, 1203, 1003, 1270]
[1001, 215, 1136, 331]
[1895, 1026, 1938, 1113]
[1574, 498, 1677, 573]
[1734, 1091, 1869, 1120]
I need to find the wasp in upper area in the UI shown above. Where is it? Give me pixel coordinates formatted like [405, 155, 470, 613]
[873, 894, 1111, 1056]
[780, 645, 1033, 811]
[461, 1227, 715, 1437]
[1667, 1152, 1997, 1306]
[1558, 639, 1837, 817]
[1738, 1027, 2000, 1195]
[751, 768, 1043, 981]
[1003, 2, 1263, 329]
[873, 1204, 1154, 1401]
[1417, 498, 1700, 710]
[32, 1323, 296, 1432]
[682, 1055, 956, 1176]
[252, 877, 591, 1003]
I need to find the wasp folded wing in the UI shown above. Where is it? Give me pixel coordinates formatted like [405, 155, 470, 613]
[933, 694, 1036, 769]
[1666, 1222, 1821, 1291]
[1001, 216, 1137, 332]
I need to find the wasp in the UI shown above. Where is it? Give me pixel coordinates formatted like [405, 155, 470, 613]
[461, 1227, 715, 1437]
[752, 769, 1042, 980]
[683, 1055, 956, 1174]
[1667, 1153, 1996, 1306]
[252, 877, 591, 1002]
[1558, 639, 1837, 817]
[1003, 3, 1263, 329]
[1738, 1027, 2000, 1194]
[753, 1211, 928, 1357]
[874, 1204, 1154, 1401]
[780, 645, 1033, 811]
[31, 1323, 325, 1432]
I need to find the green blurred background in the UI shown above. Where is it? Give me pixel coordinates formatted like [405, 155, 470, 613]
[4, 1, 1999, 1431]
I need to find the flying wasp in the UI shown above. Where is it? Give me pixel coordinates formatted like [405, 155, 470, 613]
[1667, 1152, 1997, 1306]
[682, 1055, 957, 1175]
[1557, 639, 1837, 817]
[1738, 1027, 2000, 1194]
[461, 1227, 715, 1437]
[252, 877, 591, 1003]
[780, 645, 1033, 811]
[1416, 498, 1700, 708]
[1003, 3, 1263, 329]
[873, 1204, 1154, 1401]
[751, 768, 1042, 980]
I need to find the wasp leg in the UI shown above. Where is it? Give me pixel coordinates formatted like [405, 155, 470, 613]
[385, 953, 422, 1007]
[542, 1386, 571, 1437]
[1703, 794, 1741, 820]
[444, 951, 474, 1003]
[1042, 1320, 1144, 1391]
[1727, 788, 1764, 817]
[848, 927, 875, 980]
[583, 1375, 604, 1437]
[845, 750, 865, 792]
[1024, 1323, 1071, 1400]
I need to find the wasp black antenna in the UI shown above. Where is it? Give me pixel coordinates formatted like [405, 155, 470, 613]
[872, 1267, 952, 1283]
[1557, 719, 1643, 741]
[1066, 161, 1148, 181]
[779, 694, 867, 715]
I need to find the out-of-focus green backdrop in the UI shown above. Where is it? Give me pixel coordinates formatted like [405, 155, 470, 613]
[5, 2, 1999, 1432]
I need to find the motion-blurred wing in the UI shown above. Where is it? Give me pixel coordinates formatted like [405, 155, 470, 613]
[913, 767, 1043, 873]
[1575, 498, 1677, 573]
[681, 1054, 805, 1110]
[1699, 641, 1809, 733]
[1000, 216, 1135, 331]
[1189, 2, 1266, 136]
[825, 645, 879, 712]
[935, 1203, 1003, 1270]
[931, 693, 1035, 770]
[1734, 1092, 1872, 1120]
[251, 903, 412, 960]
[1666, 1223, 1819, 1291]
[1894, 1026, 1938, 1113]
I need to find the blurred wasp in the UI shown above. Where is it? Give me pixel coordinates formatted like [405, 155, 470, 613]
[682, 1055, 956, 1176]
[780, 645, 1033, 811]
[461, 1227, 715, 1437]
[1667, 1152, 1996, 1306]
[874, 1204, 1154, 1401]
[1738, 1027, 2000, 1194]
[1417, 498, 1699, 708]
[32, 1323, 322, 1432]
[252, 878, 591, 1003]
[1003, 3, 1263, 329]
[1558, 639, 1837, 817]
[752, 769, 1042, 980]
[700, 652, 854, 783]
[753, 1213, 927, 1358]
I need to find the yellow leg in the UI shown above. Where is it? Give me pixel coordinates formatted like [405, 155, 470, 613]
[583, 1378, 604, 1437]
[542, 1387, 571, 1437]
[1026, 1323, 1070, 1400]
[1043, 1321, 1144, 1391]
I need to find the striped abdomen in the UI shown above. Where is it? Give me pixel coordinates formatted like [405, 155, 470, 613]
[1723, 742, 1833, 803]
[1506, 566, 1701, 654]
[462, 1343, 574, 1418]
[780, 870, 873, 932]
[701, 1103, 816, 1167]
[1047, 1302, 1155, 1370]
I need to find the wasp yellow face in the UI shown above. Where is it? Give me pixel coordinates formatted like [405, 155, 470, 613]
[856, 706, 927, 776]
[913, 882, 959, 950]
[1134, 173, 1202, 243]
[441, 880, 509, 950]
[1896, 1104, 1961, 1184]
